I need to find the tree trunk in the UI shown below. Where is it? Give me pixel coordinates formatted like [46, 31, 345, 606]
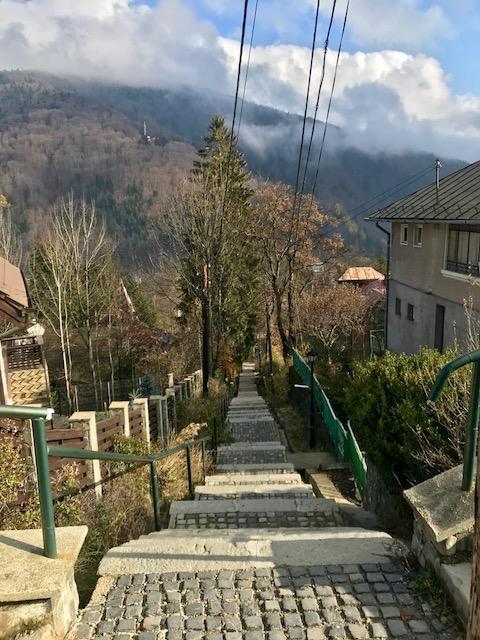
[467, 442, 480, 638]
[274, 289, 290, 361]
[87, 327, 99, 410]
[202, 294, 210, 398]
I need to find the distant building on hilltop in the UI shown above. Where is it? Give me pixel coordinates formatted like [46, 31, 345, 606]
[141, 120, 159, 145]
[370, 160, 480, 354]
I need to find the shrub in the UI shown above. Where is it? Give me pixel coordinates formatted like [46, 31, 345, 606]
[344, 349, 468, 488]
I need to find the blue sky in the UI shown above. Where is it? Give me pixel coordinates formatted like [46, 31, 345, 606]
[173, 0, 480, 95]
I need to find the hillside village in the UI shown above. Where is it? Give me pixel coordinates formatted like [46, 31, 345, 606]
[0, 1, 479, 640]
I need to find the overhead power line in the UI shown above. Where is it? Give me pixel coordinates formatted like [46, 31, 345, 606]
[332, 165, 434, 234]
[310, 0, 350, 202]
[236, 0, 260, 139]
[291, 0, 322, 220]
[297, 0, 338, 206]
[220, 0, 250, 229]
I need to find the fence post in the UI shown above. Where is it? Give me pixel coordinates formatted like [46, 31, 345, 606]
[69, 411, 102, 499]
[185, 445, 194, 499]
[201, 439, 207, 480]
[133, 398, 150, 442]
[109, 401, 130, 437]
[32, 417, 57, 558]
[213, 415, 218, 450]
[160, 395, 169, 444]
[166, 388, 177, 432]
[150, 462, 161, 531]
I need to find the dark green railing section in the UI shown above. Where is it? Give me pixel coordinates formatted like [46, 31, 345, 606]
[0, 404, 213, 559]
[428, 348, 480, 492]
[291, 349, 367, 495]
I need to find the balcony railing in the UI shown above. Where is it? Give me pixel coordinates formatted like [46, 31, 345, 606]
[446, 259, 480, 277]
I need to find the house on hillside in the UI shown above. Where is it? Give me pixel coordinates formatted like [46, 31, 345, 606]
[369, 160, 480, 354]
[338, 266, 385, 289]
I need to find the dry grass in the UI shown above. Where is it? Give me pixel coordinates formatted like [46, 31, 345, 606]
[1, 421, 212, 606]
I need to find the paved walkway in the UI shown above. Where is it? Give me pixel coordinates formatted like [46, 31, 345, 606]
[78, 364, 462, 640]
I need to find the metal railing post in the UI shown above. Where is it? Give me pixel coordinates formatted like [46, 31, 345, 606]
[185, 445, 194, 499]
[150, 461, 161, 531]
[463, 360, 480, 491]
[32, 417, 57, 559]
[201, 439, 207, 481]
[213, 416, 218, 450]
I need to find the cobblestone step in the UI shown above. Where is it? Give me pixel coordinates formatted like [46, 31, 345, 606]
[217, 445, 287, 466]
[168, 497, 342, 529]
[216, 462, 296, 473]
[80, 559, 462, 640]
[204, 473, 304, 486]
[228, 421, 280, 443]
[194, 484, 315, 501]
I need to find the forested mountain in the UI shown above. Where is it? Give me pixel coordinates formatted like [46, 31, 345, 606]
[0, 70, 466, 264]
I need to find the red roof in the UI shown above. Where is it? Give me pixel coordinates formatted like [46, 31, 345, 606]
[0, 257, 30, 326]
[338, 267, 384, 283]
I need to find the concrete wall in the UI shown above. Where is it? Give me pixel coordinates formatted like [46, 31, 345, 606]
[387, 222, 480, 353]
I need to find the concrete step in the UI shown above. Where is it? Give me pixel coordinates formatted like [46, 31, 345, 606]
[168, 497, 343, 529]
[216, 462, 295, 473]
[194, 483, 315, 500]
[98, 527, 397, 575]
[204, 472, 304, 485]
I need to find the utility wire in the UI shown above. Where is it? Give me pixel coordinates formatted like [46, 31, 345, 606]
[220, 0, 250, 229]
[310, 0, 350, 201]
[291, 0, 322, 220]
[332, 165, 434, 234]
[297, 0, 337, 207]
[236, 0, 260, 139]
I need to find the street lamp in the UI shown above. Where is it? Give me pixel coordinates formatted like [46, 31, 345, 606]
[307, 350, 318, 448]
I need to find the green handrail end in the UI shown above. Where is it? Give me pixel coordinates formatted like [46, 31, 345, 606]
[428, 348, 480, 401]
[0, 405, 54, 420]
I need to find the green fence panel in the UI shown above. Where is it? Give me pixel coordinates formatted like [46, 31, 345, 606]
[292, 349, 366, 495]
[346, 423, 367, 495]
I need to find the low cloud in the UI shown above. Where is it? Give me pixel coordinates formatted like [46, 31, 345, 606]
[0, 0, 479, 162]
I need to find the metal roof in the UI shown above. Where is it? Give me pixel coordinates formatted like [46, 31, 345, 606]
[338, 267, 384, 282]
[0, 257, 30, 326]
[369, 160, 480, 223]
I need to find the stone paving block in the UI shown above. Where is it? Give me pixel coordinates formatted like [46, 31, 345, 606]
[78, 370, 464, 640]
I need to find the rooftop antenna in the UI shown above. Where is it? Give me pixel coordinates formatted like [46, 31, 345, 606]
[435, 158, 442, 204]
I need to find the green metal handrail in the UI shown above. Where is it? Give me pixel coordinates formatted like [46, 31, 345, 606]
[0, 403, 213, 559]
[428, 348, 480, 491]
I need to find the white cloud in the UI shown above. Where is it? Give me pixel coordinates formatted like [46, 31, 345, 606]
[0, 0, 478, 161]
[220, 37, 480, 160]
[0, 0, 228, 92]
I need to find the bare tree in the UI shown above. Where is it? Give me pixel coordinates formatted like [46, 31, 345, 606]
[30, 217, 74, 411]
[253, 181, 343, 360]
[0, 193, 22, 264]
[297, 283, 373, 358]
[56, 196, 116, 406]
[30, 196, 116, 410]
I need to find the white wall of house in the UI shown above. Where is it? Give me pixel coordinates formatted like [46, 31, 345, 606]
[387, 222, 480, 353]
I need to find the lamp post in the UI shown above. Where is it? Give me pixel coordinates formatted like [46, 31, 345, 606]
[307, 350, 318, 448]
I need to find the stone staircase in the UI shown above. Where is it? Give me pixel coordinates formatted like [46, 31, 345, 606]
[78, 364, 462, 640]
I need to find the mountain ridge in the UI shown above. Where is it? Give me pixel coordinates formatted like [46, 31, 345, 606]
[0, 70, 467, 261]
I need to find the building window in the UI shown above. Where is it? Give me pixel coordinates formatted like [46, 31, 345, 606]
[395, 298, 401, 316]
[407, 303, 414, 321]
[400, 224, 408, 245]
[414, 224, 423, 247]
[447, 224, 480, 276]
